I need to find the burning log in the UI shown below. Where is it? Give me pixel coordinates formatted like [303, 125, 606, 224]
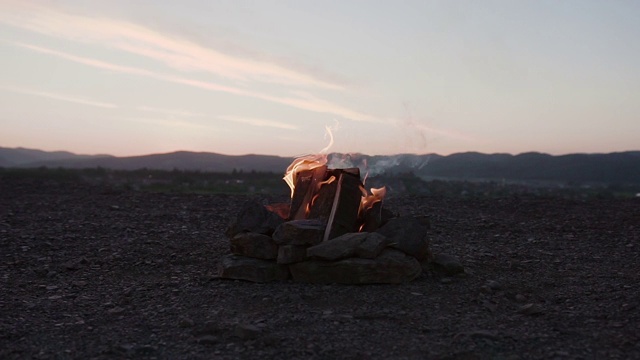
[310, 168, 362, 241]
[287, 166, 363, 241]
[288, 166, 328, 220]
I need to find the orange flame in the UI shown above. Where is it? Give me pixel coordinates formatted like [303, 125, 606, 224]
[359, 186, 387, 215]
[283, 153, 328, 198]
[283, 125, 334, 197]
[317, 175, 336, 187]
[265, 203, 290, 219]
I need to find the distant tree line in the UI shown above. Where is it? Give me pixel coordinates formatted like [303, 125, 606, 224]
[1, 167, 638, 199]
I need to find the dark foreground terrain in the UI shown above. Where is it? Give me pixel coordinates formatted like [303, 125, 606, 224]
[1, 177, 638, 359]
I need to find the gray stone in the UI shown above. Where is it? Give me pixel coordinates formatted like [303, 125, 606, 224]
[218, 254, 290, 283]
[226, 200, 284, 238]
[306, 232, 389, 261]
[277, 244, 309, 264]
[355, 232, 390, 258]
[429, 253, 465, 276]
[230, 232, 278, 260]
[62, 257, 89, 271]
[196, 335, 220, 345]
[233, 324, 262, 340]
[486, 280, 502, 290]
[376, 217, 430, 261]
[306, 233, 363, 260]
[272, 219, 325, 246]
[289, 249, 421, 284]
[178, 317, 194, 328]
[518, 303, 544, 316]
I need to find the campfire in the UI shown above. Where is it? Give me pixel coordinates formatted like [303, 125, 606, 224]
[219, 140, 434, 284]
[278, 152, 387, 240]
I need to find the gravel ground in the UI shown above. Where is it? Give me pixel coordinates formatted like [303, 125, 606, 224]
[1, 177, 639, 359]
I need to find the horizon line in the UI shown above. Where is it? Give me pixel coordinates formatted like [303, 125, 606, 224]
[2, 145, 639, 159]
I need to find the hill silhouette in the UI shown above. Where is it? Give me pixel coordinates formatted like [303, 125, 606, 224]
[1, 147, 639, 185]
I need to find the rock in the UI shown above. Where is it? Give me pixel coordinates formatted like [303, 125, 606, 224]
[230, 232, 278, 260]
[226, 200, 284, 238]
[289, 249, 421, 284]
[306, 232, 363, 260]
[518, 303, 544, 316]
[62, 257, 89, 271]
[108, 307, 125, 314]
[193, 321, 223, 336]
[480, 285, 493, 294]
[178, 317, 194, 328]
[355, 232, 390, 258]
[429, 253, 464, 276]
[134, 345, 157, 355]
[233, 323, 262, 340]
[413, 215, 431, 229]
[277, 245, 309, 264]
[486, 280, 502, 291]
[375, 217, 430, 261]
[196, 335, 219, 345]
[218, 254, 290, 283]
[272, 219, 325, 246]
[360, 202, 397, 232]
[306, 232, 389, 261]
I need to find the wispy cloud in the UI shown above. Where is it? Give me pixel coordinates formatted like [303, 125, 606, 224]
[0, 1, 347, 91]
[218, 115, 299, 130]
[11, 41, 380, 123]
[0, 85, 117, 109]
[136, 106, 204, 118]
[123, 116, 216, 131]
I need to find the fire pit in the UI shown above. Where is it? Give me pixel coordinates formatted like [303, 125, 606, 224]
[218, 153, 433, 284]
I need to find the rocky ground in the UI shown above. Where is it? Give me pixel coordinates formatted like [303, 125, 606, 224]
[1, 177, 638, 359]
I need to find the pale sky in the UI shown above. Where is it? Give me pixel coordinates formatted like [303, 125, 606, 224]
[1, 0, 638, 157]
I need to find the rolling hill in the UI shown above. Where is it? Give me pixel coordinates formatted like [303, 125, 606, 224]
[2, 146, 639, 185]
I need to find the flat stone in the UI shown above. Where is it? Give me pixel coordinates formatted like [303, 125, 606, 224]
[196, 335, 220, 345]
[518, 303, 544, 316]
[62, 257, 89, 271]
[277, 244, 309, 264]
[306, 232, 389, 261]
[226, 200, 284, 238]
[233, 324, 262, 340]
[306, 232, 363, 260]
[355, 232, 390, 258]
[289, 249, 421, 284]
[376, 217, 430, 261]
[218, 254, 290, 283]
[429, 253, 464, 276]
[272, 219, 325, 246]
[230, 232, 278, 260]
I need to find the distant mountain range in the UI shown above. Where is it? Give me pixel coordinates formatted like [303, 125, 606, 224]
[2, 146, 640, 185]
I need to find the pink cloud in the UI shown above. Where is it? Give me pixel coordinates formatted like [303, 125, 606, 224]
[11, 41, 378, 123]
[217, 115, 299, 130]
[0, 85, 117, 109]
[0, 1, 347, 91]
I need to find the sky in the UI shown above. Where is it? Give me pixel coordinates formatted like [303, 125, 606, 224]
[0, 0, 639, 157]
